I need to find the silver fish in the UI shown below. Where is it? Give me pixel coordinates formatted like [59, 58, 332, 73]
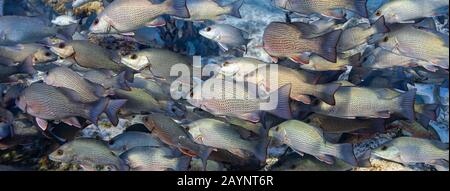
[119, 146, 191, 171]
[89, 0, 190, 33]
[49, 138, 129, 171]
[0, 16, 57, 46]
[376, 24, 449, 71]
[269, 120, 357, 166]
[179, 0, 243, 21]
[187, 118, 268, 162]
[311, 87, 417, 121]
[371, 0, 449, 23]
[199, 24, 250, 52]
[372, 137, 449, 169]
[109, 131, 164, 155]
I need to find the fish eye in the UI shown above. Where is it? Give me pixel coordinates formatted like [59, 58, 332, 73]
[122, 145, 127, 151]
[56, 149, 64, 156]
[383, 36, 389, 42]
[33, 57, 38, 62]
[381, 146, 388, 151]
[58, 43, 66, 49]
[223, 61, 230, 66]
[94, 18, 99, 25]
[275, 126, 280, 131]
[45, 52, 52, 57]
[375, 11, 381, 16]
[205, 27, 212, 32]
[108, 140, 115, 145]
[130, 54, 138, 60]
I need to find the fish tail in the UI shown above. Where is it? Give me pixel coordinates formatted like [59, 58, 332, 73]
[332, 143, 357, 166]
[317, 30, 342, 63]
[123, 69, 136, 83]
[393, 89, 416, 121]
[268, 84, 292, 119]
[198, 146, 214, 171]
[118, 158, 130, 171]
[177, 156, 192, 171]
[313, 83, 341, 105]
[254, 126, 270, 163]
[116, 71, 132, 91]
[88, 98, 109, 125]
[105, 99, 127, 126]
[372, 16, 389, 33]
[18, 56, 36, 75]
[353, 0, 368, 17]
[444, 150, 449, 161]
[166, 0, 190, 18]
[226, 0, 244, 18]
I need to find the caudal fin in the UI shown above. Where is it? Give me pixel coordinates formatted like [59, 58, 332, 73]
[317, 30, 342, 63]
[333, 143, 357, 166]
[88, 98, 109, 125]
[268, 84, 292, 119]
[372, 16, 389, 33]
[313, 83, 340, 105]
[226, 0, 244, 18]
[116, 71, 132, 91]
[353, 0, 368, 18]
[254, 126, 270, 164]
[105, 99, 127, 126]
[198, 146, 214, 171]
[166, 0, 190, 18]
[177, 156, 192, 171]
[393, 89, 416, 121]
[18, 56, 37, 75]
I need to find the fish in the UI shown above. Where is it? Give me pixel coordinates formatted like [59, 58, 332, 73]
[108, 131, 164, 155]
[81, 70, 131, 91]
[1, 83, 26, 107]
[0, 16, 57, 46]
[371, 0, 449, 24]
[361, 47, 435, 71]
[49, 138, 129, 171]
[113, 88, 164, 115]
[121, 48, 192, 77]
[307, 114, 385, 134]
[269, 120, 358, 166]
[134, 27, 165, 47]
[219, 57, 269, 79]
[15, 83, 125, 130]
[187, 77, 292, 122]
[187, 118, 268, 163]
[245, 64, 341, 105]
[119, 146, 191, 171]
[271, 0, 368, 19]
[311, 87, 416, 121]
[178, 0, 243, 21]
[0, 58, 36, 81]
[263, 22, 342, 64]
[271, 153, 354, 171]
[199, 24, 250, 52]
[72, 0, 96, 8]
[0, 44, 57, 64]
[376, 24, 449, 71]
[372, 137, 449, 170]
[51, 15, 79, 26]
[299, 54, 359, 71]
[337, 17, 389, 52]
[0, 108, 13, 140]
[44, 66, 112, 103]
[50, 40, 132, 74]
[89, 0, 190, 34]
[189, 158, 225, 171]
[127, 77, 170, 101]
[143, 113, 214, 170]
